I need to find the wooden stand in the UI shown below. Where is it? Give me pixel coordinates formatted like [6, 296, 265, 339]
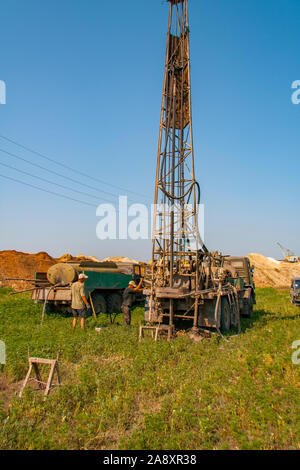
[19, 356, 61, 400]
[139, 324, 174, 342]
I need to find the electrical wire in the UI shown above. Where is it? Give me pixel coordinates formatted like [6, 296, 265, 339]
[0, 172, 151, 220]
[0, 147, 126, 203]
[0, 173, 96, 208]
[0, 161, 114, 204]
[0, 134, 152, 201]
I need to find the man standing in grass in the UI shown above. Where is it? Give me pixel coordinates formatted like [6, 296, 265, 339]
[71, 273, 90, 330]
[121, 278, 143, 326]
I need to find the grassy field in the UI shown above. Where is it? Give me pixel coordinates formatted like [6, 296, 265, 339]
[0, 287, 299, 450]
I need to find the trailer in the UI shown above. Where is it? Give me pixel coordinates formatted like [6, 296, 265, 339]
[32, 261, 145, 315]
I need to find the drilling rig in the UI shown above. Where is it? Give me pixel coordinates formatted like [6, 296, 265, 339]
[143, 0, 255, 337]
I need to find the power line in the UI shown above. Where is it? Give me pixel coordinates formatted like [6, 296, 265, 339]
[0, 172, 152, 221]
[0, 173, 96, 208]
[0, 134, 152, 201]
[0, 161, 114, 203]
[0, 147, 124, 203]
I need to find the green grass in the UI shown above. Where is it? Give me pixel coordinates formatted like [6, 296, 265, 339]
[0, 287, 299, 450]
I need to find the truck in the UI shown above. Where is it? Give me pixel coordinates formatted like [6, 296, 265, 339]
[290, 277, 300, 306]
[141, 2, 257, 338]
[144, 254, 256, 334]
[32, 261, 145, 316]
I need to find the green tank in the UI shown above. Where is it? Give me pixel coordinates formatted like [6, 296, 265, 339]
[32, 261, 145, 315]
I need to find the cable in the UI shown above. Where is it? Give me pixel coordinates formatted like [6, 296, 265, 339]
[0, 134, 152, 201]
[0, 173, 154, 223]
[0, 173, 96, 208]
[0, 161, 114, 204]
[0, 147, 124, 202]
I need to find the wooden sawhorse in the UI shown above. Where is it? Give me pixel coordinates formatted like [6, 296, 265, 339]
[19, 356, 61, 400]
[139, 324, 174, 342]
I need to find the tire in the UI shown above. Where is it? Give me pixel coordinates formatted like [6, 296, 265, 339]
[107, 293, 122, 314]
[221, 298, 231, 332]
[243, 295, 254, 318]
[45, 303, 53, 315]
[91, 293, 107, 314]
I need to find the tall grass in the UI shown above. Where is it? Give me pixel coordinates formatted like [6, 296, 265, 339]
[0, 287, 299, 450]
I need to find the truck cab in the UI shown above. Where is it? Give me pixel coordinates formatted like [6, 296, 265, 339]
[290, 277, 300, 306]
[223, 257, 256, 317]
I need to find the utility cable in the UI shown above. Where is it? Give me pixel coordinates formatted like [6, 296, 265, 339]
[0, 134, 152, 201]
[0, 161, 114, 204]
[0, 173, 96, 208]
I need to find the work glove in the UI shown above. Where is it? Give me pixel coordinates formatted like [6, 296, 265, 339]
[85, 303, 90, 310]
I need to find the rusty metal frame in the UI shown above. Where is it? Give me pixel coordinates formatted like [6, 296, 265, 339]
[150, 0, 206, 328]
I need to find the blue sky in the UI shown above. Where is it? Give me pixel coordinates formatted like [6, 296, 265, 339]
[0, 0, 299, 261]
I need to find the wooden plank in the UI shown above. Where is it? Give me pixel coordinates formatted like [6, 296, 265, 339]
[29, 358, 56, 365]
[55, 363, 61, 385]
[89, 294, 97, 321]
[19, 363, 32, 398]
[43, 362, 56, 398]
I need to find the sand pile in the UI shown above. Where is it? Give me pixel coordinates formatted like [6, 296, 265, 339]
[101, 256, 139, 264]
[77, 254, 100, 263]
[248, 253, 300, 288]
[0, 251, 91, 290]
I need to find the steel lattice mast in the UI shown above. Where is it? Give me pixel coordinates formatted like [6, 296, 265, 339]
[152, 0, 206, 293]
[142, 1, 245, 337]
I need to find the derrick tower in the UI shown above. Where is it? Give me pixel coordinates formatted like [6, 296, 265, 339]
[143, 1, 245, 337]
[150, 0, 207, 328]
[152, 3, 206, 277]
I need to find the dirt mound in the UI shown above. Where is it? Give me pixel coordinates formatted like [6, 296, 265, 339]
[0, 251, 91, 290]
[0, 250, 56, 290]
[77, 254, 100, 263]
[248, 253, 300, 288]
[101, 256, 139, 264]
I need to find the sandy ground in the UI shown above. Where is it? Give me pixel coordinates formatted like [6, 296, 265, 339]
[248, 253, 300, 288]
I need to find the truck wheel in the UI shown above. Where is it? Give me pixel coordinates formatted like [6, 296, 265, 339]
[243, 296, 254, 318]
[221, 298, 231, 332]
[45, 303, 53, 315]
[91, 293, 107, 314]
[107, 294, 122, 313]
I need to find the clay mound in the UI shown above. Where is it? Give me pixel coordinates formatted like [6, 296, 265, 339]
[0, 250, 55, 290]
[0, 251, 91, 290]
[248, 253, 300, 288]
